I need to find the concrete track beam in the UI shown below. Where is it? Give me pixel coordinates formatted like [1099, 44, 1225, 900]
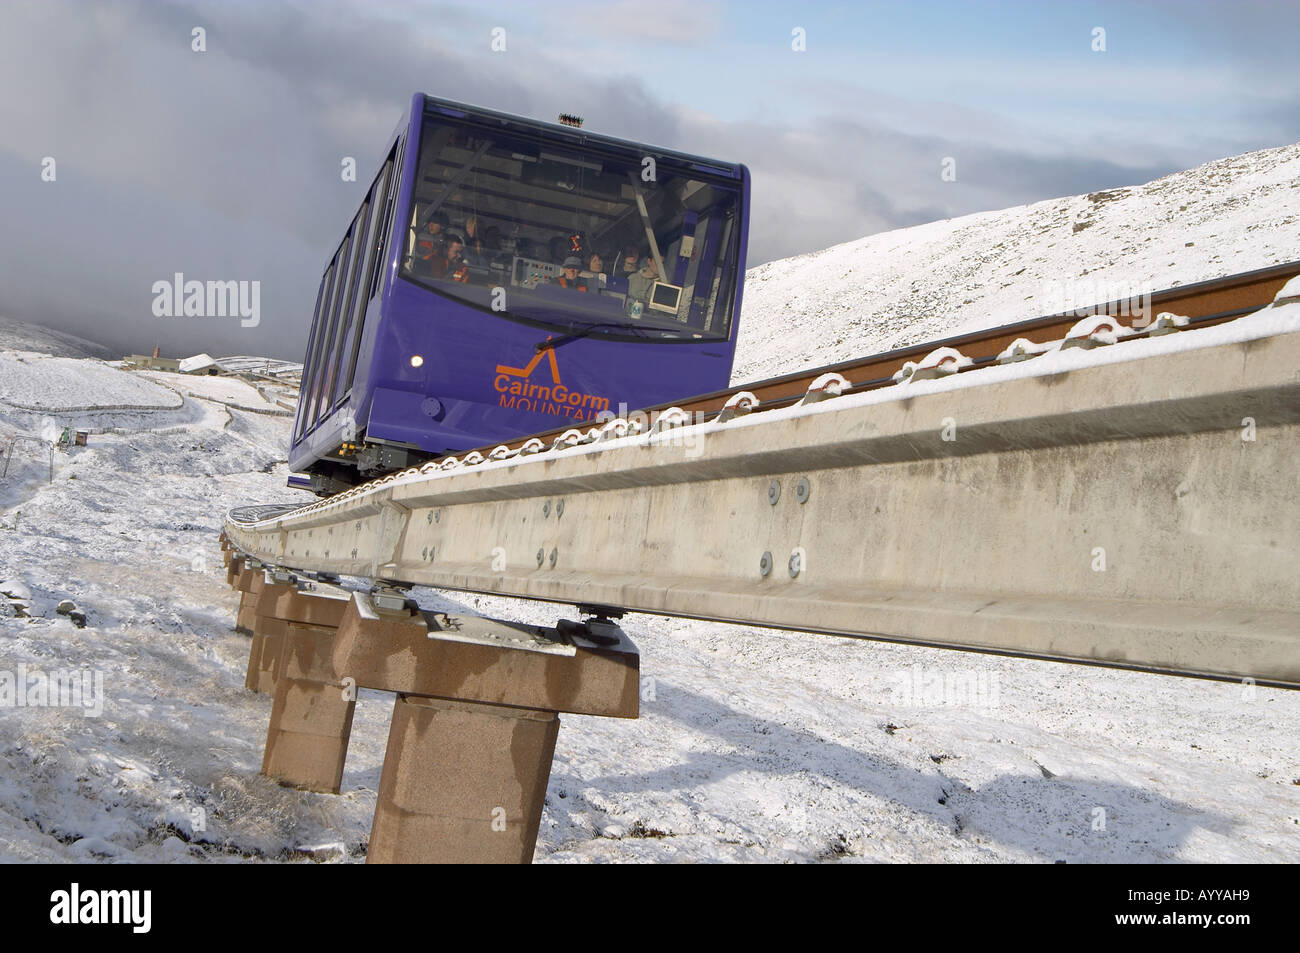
[226, 319, 1300, 688]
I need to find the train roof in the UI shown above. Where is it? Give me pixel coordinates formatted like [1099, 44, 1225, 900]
[416, 92, 746, 181]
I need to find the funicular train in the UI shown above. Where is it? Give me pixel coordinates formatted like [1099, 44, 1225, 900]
[289, 93, 750, 494]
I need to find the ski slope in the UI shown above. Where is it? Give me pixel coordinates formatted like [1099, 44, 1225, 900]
[1, 145, 1298, 863]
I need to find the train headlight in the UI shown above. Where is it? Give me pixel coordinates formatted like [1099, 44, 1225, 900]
[410, 354, 424, 368]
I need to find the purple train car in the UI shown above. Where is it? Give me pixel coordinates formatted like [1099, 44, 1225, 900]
[289, 93, 750, 494]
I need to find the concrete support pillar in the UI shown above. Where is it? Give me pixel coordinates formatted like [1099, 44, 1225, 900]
[244, 583, 355, 782]
[235, 589, 257, 636]
[367, 695, 559, 864]
[234, 562, 262, 598]
[332, 593, 640, 864]
[245, 615, 287, 693]
[225, 552, 245, 588]
[238, 577, 343, 693]
[262, 622, 356, 794]
[241, 573, 278, 694]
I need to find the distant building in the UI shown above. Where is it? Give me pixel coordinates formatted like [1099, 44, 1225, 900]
[179, 353, 219, 375]
[123, 348, 180, 372]
[122, 343, 183, 369]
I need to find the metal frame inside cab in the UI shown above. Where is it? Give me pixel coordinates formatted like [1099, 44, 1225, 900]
[289, 92, 752, 494]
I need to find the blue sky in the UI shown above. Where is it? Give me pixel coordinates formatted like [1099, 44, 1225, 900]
[1, 0, 1295, 359]
[372, 0, 1299, 152]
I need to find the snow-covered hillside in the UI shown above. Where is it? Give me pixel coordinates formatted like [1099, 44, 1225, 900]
[0, 317, 113, 362]
[0, 355, 181, 413]
[735, 142, 1300, 382]
[2, 141, 1298, 862]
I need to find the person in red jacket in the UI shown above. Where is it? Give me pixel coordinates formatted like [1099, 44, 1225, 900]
[410, 211, 449, 277]
[555, 256, 588, 291]
[429, 233, 466, 280]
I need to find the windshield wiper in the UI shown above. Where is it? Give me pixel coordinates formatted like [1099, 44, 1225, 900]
[535, 322, 658, 351]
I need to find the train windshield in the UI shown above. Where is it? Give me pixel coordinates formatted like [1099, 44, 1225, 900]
[400, 111, 743, 342]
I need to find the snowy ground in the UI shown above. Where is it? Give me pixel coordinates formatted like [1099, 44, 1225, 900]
[1, 146, 1297, 862]
[0, 355, 182, 412]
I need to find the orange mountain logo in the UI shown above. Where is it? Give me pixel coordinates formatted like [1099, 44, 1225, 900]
[494, 339, 610, 417]
[496, 342, 562, 385]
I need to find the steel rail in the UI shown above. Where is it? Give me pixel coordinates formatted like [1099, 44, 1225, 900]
[477, 259, 1300, 451]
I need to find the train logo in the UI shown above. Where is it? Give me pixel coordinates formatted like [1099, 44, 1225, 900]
[494, 340, 611, 419]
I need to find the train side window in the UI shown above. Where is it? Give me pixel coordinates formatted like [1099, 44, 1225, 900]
[308, 239, 350, 428]
[361, 159, 393, 304]
[337, 150, 394, 402]
[368, 137, 404, 302]
[324, 201, 370, 410]
[346, 137, 402, 393]
[300, 257, 338, 436]
[329, 198, 372, 407]
[294, 269, 329, 441]
[314, 230, 358, 426]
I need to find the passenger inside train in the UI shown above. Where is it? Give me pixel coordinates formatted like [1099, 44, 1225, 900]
[398, 115, 741, 336]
